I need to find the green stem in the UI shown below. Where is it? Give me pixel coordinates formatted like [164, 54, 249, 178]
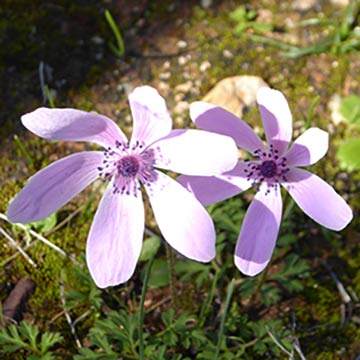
[14, 135, 34, 170]
[166, 244, 178, 310]
[305, 95, 320, 129]
[248, 264, 270, 306]
[105, 9, 125, 56]
[215, 279, 235, 360]
[45, 85, 55, 108]
[138, 256, 154, 360]
[199, 258, 232, 327]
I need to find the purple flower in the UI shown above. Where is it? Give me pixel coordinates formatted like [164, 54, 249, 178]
[178, 87, 353, 276]
[7, 86, 238, 288]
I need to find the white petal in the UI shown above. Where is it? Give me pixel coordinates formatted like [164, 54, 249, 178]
[7, 152, 102, 223]
[86, 180, 144, 288]
[283, 168, 353, 230]
[21, 108, 127, 148]
[146, 171, 216, 262]
[153, 129, 238, 176]
[177, 161, 252, 206]
[286, 128, 329, 167]
[256, 87, 292, 155]
[128, 86, 172, 147]
[235, 183, 282, 276]
[190, 101, 265, 153]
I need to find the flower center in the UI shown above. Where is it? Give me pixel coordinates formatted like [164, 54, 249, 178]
[97, 139, 159, 196]
[244, 145, 290, 194]
[259, 160, 277, 178]
[117, 155, 139, 177]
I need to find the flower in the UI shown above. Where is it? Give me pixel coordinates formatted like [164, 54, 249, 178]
[178, 87, 353, 276]
[7, 86, 238, 288]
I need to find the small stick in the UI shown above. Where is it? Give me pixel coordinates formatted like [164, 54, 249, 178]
[266, 327, 293, 357]
[322, 260, 351, 304]
[59, 280, 82, 349]
[0, 226, 37, 268]
[0, 213, 81, 267]
[2, 278, 36, 322]
[290, 313, 307, 360]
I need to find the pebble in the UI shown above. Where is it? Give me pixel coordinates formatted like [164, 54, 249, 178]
[201, 0, 212, 9]
[328, 94, 345, 125]
[292, 0, 317, 11]
[330, 0, 349, 6]
[202, 75, 268, 118]
[177, 40, 188, 49]
[175, 81, 193, 93]
[199, 61, 211, 72]
[222, 49, 234, 58]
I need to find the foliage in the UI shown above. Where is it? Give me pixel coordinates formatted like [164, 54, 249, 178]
[229, 5, 273, 34]
[337, 95, 360, 170]
[230, 0, 360, 58]
[0, 0, 359, 359]
[0, 321, 62, 359]
[104, 9, 125, 57]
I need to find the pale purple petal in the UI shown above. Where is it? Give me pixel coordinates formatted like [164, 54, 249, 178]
[283, 168, 353, 230]
[128, 86, 172, 148]
[285, 128, 329, 167]
[7, 151, 102, 223]
[146, 171, 215, 262]
[235, 183, 282, 276]
[256, 87, 292, 155]
[21, 108, 127, 148]
[86, 180, 144, 288]
[190, 101, 264, 154]
[152, 129, 238, 176]
[177, 161, 253, 206]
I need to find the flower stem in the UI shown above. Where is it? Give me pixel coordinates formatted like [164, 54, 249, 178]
[139, 256, 154, 360]
[165, 244, 178, 310]
[215, 279, 235, 360]
[249, 263, 271, 305]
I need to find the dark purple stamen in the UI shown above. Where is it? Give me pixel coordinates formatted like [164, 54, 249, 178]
[245, 146, 290, 193]
[117, 156, 139, 177]
[259, 160, 277, 178]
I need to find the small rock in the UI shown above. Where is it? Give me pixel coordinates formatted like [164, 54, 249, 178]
[328, 94, 345, 125]
[292, 0, 317, 11]
[202, 75, 268, 118]
[330, 0, 349, 6]
[177, 40, 188, 49]
[173, 101, 190, 114]
[199, 61, 211, 72]
[162, 61, 171, 69]
[159, 72, 171, 80]
[178, 55, 191, 66]
[201, 0, 212, 8]
[91, 35, 104, 45]
[222, 49, 234, 59]
[158, 81, 170, 95]
[175, 81, 193, 93]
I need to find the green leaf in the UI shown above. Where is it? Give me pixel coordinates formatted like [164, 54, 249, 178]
[147, 258, 170, 289]
[252, 22, 273, 33]
[234, 22, 249, 35]
[339, 95, 360, 126]
[337, 138, 360, 170]
[277, 233, 297, 247]
[229, 6, 247, 22]
[40, 332, 63, 354]
[30, 212, 57, 233]
[161, 308, 175, 327]
[139, 236, 161, 262]
[0, 324, 27, 353]
[20, 321, 39, 351]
